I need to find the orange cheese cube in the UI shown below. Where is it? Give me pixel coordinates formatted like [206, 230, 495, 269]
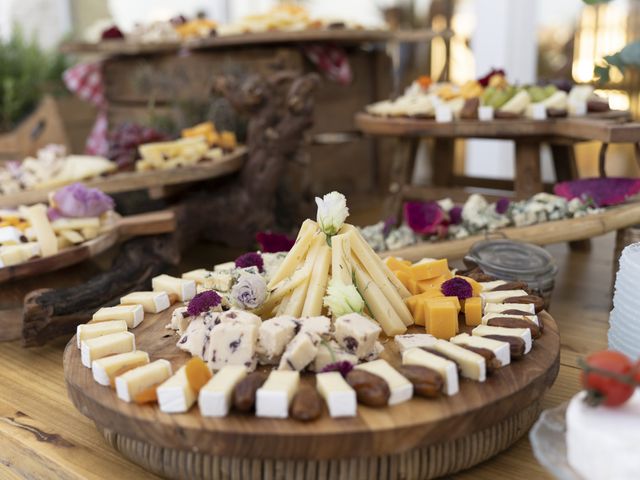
[417, 272, 453, 293]
[423, 296, 460, 331]
[410, 259, 450, 280]
[455, 275, 482, 297]
[425, 302, 458, 340]
[384, 256, 411, 272]
[464, 297, 483, 326]
[394, 270, 419, 295]
[403, 291, 445, 309]
[414, 300, 426, 326]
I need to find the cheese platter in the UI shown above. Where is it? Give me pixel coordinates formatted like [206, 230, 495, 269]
[63, 192, 560, 479]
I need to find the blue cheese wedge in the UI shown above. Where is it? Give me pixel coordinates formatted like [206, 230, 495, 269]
[256, 370, 300, 418]
[206, 321, 259, 372]
[181, 268, 213, 285]
[199, 365, 247, 417]
[76, 320, 128, 348]
[394, 334, 437, 353]
[355, 359, 413, 405]
[433, 340, 486, 382]
[402, 348, 459, 396]
[256, 315, 298, 365]
[203, 270, 234, 292]
[316, 371, 357, 417]
[157, 365, 197, 413]
[482, 311, 539, 327]
[334, 313, 381, 360]
[472, 325, 532, 354]
[278, 331, 320, 371]
[120, 291, 171, 313]
[450, 333, 511, 367]
[92, 351, 150, 386]
[81, 331, 135, 368]
[177, 317, 214, 359]
[152, 274, 196, 302]
[115, 359, 172, 403]
[310, 340, 358, 372]
[92, 304, 144, 328]
[484, 302, 535, 315]
[480, 289, 528, 304]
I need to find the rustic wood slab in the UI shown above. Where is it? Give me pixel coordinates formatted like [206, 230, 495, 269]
[385, 202, 640, 262]
[63, 306, 559, 466]
[0, 210, 175, 284]
[0, 148, 246, 209]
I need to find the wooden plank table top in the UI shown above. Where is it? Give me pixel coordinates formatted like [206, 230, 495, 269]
[0, 233, 614, 479]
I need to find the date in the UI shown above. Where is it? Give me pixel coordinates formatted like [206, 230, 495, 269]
[396, 364, 443, 398]
[484, 334, 526, 359]
[290, 386, 323, 422]
[346, 370, 390, 407]
[457, 344, 501, 373]
[233, 371, 267, 412]
[504, 294, 545, 313]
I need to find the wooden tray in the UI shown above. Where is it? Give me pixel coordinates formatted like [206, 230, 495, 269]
[0, 148, 246, 209]
[0, 210, 175, 284]
[385, 202, 640, 262]
[63, 307, 560, 479]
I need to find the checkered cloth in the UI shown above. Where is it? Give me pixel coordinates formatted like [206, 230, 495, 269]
[63, 62, 109, 156]
[304, 44, 352, 85]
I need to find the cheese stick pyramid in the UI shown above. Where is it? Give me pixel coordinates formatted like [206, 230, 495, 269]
[256, 208, 412, 336]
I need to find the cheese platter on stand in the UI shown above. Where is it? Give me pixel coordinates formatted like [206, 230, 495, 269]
[63, 192, 560, 480]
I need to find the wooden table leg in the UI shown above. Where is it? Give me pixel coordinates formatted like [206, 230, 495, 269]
[514, 140, 543, 199]
[384, 137, 419, 222]
[432, 138, 455, 187]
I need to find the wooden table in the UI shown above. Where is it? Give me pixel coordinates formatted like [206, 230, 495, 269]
[0, 232, 614, 479]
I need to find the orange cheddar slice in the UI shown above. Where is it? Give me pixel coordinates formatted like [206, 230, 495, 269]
[455, 275, 482, 297]
[384, 256, 411, 272]
[425, 302, 458, 340]
[410, 259, 449, 281]
[394, 270, 419, 295]
[464, 297, 483, 326]
[417, 272, 453, 293]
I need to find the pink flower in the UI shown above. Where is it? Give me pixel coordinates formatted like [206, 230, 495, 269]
[256, 231, 295, 253]
[404, 201, 446, 235]
[554, 178, 640, 207]
[52, 183, 114, 218]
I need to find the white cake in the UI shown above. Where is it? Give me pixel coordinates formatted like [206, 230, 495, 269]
[609, 243, 640, 361]
[566, 390, 640, 480]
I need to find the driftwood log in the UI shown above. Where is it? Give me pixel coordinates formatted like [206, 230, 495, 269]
[22, 72, 320, 346]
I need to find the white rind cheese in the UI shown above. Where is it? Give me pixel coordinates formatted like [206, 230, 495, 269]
[81, 332, 136, 368]
[0, 243, 40, 266]
[402, 348, 459, 396]
[480, 289, 528, 304]
[316, 371, 357, 417]
[152, 274, 196, 301]
[256, 370, 300, 418]
[181, 268, 213, 285]
[478, 280, 507, 291]
[92, 351, 150, 386]
[92, 304, 144, 328]
[334, 313, 381, 360]
[77, 320, 128, 348]
[355, 359, 413, 405]
[450, 333, 511, 367]
[120, 291, 171, 313]
[484, 302, 535, 315]
[115, 359, 172, 403]
[199, 365, 247, 417]
[433, 340, 486, 382]
[482, 312, 539, 327]
[157, 365, 197, 413]
[472, 325, 532, 354]
[394, 334, 437, 353]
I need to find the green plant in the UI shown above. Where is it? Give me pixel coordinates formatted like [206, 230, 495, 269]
[0, 27, 69, 131]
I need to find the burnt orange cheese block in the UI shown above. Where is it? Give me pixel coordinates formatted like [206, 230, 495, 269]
[464, 297, 483, 326]
[425, 301, 458, 340]
[409, 259, 449, 281]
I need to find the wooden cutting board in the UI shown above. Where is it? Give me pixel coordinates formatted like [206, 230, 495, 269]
[63, 307, 560, 463]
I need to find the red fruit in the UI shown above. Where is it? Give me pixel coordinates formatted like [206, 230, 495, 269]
[581, 350, 635, 407]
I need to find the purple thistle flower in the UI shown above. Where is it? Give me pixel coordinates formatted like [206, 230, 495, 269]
[441, 277, 473, 300]
[321, 360, 354, 377]
[255, 231, 295, 253]
[403, 201, 445, 235]
[235, 252, 264, 272]
[495, 197, 510, 215]
[449, 206, 463, 225]
[382, 216, 397, 236]
[187, 291, 222, 317]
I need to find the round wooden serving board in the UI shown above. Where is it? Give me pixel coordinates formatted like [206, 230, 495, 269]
[64, 305, 559, 479]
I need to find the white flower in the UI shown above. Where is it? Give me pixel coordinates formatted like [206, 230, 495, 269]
[316, 191, 349, 237]
[323, 279, 364, 317]
[231, 272, 267, 310]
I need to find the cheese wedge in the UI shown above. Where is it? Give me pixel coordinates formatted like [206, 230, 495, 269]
[157, 365, 197, 413]
[214, 261, 235, 272]
[402, 347, 459, 396]
[81, 331, 136, 368]
[450, 333, 511, 367]
[76, 320, 128, 348]
[301, 244, 331, 317]
[92, 351, 150, 386]
[482, 312, 539, 327]
[115, 359, 173, 403]
[433, 340, 486, 382]
[331, 233, 353, 285]
[24, 204, 58, 257]
[472, 325, 532, 354]
[355, 359, 413, 405]
[256, 370, 300, 418]
[181, 268, 213, 285]
[50, 217, 100, 232]
[0, 243, 40, 266]
[316, 371, 357, 417]
[199, 365, 247, 417]
[267, 219, 317, 288]
[92, 305, 144, 328]
[60, 229, 84, 244]
[120, 291, 170, 313]
[152, 274, 196, 302]
[394, 333, 437, 353]
[484, 303, 535, 315]
[281, 235, 324, 317]
[480, 289, 528, 304]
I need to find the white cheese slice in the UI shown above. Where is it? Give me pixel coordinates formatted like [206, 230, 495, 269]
[199, 365, 247, 417]
[181, 268, 213, 285]
[402, 348, 459, 396]
[316, 371, 357, 417]
[450, 333, 511, 367]
[0, 226, 24, 245]
[330, 233, 353, 285]
[92, 304, 144, 328]
[50, 217, 100, 232]
[24, 204, 58, 257]
[478, 280, 507, 291]
[472, 325, 532, 354]
[157, 365, 197, 413]
[256, 370, 300, 418]
[484, 302, 535, 315]
[115, 359, 172, 403]
[76, 320, 128, 348]
[480, 289, 528, 304]
[334, 313, 381, 360]
[433, 340, 486, 382]
[81, 331, 136, 368]
[92, 351, 150, 386]
[214, 261, 235, 272]
[120, 291, 170, 313]
[301, 244, 331, 317]
[482, 311, 539, 327]
[355, 359, 413, 405]
[59, 229, 84, 244]
[152, 274, 196, 301]
[0, 243, 40, 266]
[394, 334, 437, 353]
[278, 331, 320, 371]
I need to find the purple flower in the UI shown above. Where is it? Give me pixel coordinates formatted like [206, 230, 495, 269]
[235, 252, 264, 272]
[47, 207, 63, 221]
[495, 197, 510, 215]
[403, 201, 446, 235]
[449, 206, 463, 225]
[321, 360, 354, 377]
[382, 216, 397, 236]
[256, 231, 295, 253]
[187, 291, 222, 316]
[441, 277, 473, 300]
[554, 178, 640, 207]
[52, 183, 115, 218]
